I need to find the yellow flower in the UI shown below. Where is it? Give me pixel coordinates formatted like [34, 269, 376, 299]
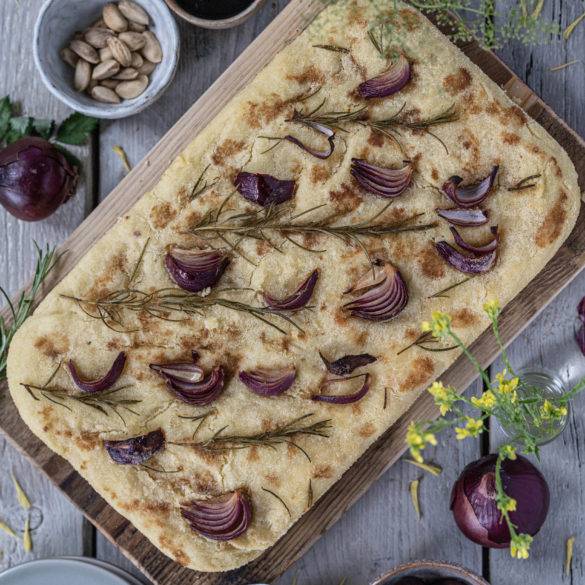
[495, 370, 519, 402]
[471, 390, 497, 411]
[406, 422, 437, 462]
[421, 311, 452, 339]
[540, 400, 568, 420]
[499, 496, 517, 513]
[500, 444, 517, 460]
[455, 417, 484, 440]
[483, 299, 501, 320]
[511, 534, 533, 559]
[428, 381, 458, 415]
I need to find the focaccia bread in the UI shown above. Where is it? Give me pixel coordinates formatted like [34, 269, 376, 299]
[7, 0, 580, 573]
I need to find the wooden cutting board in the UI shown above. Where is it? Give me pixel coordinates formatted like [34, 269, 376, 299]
[2, 1, 585, 583]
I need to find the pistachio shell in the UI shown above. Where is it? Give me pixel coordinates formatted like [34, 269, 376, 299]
[131, 52, 144, 69]
[107, 36, 132, 67]
[128, 21, 146, 32]
[74, 59, 92, 91]
[70, 39, 100, 64]
[119, 0, 150, 26]
[115, 74, 148, 99]
[60, 47, 79, 68]
[119, 31, 146, 51]
[102, 3, 128, 32]
[141, 31, 162, 63]
[101, 78, 120, 90]
[99, 47, 113, 61]
[113, 67, 139, 80]
[91, 85, 121, 104]
[138, 59, 156, 75]
[84, 27, 114, 49]
[92, 59, 121, 80]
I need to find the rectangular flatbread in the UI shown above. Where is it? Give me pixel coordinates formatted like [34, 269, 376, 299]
[7, 0, 580, 573]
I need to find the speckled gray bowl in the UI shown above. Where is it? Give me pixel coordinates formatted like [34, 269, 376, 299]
[371, 560, 489, 585]
[34, 0, 180, 119]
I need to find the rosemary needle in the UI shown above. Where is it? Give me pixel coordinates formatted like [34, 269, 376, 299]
[262, 487, 292, 518]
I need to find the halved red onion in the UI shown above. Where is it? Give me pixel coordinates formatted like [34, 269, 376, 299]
[435, 241, 497, 274]
[104, 429, 165, 465]
[150, 356, 226, 406]
[579, 297, 585, 323]
[313, 373, 371, 404]
[436, 208, 489, 227]
[358, 54, 411, 99]
[442, 166, 499, 208]
[239, 366, 296, 396]
[181, 491, 252, 541]
[351, 159, 413, 198]
[263, 269, 319, 311]
[67, 351, 126, 394]
[285, 134, 335, 160]
[319, 352, 377, 376]
[234, 172, 296, 207]
[450, 226, 498, 256]
[343, 262, 408, 322]
[165, 247, 229, 293]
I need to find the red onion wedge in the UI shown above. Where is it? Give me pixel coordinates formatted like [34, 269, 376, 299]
[358, 54, 411, 99]
[435, 241, 497, 274]
[442, 166, 499, 208]
[264, 269, 319, 311]
[344, 261, 408, 322]
[450, 226, 498, 256]
[181, 490, 252, 541]
[351, 159, 413, 198]
[285, 134, 335, 160]
[234, 172, 296, 207]
[319, 352, 377, 376]
[150, 355, 225, 406]
[68, 351, 126, 394]
[436, 208, 489, 227]
[165, 247, 229, 293]
[239, 366, 296, 396]
[105, 429, 165, 465]
[574, 297, 585, 356]
[313, 373, 371, 404]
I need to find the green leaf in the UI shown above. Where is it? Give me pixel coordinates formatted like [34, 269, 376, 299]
[4, 116, 32, 144]
[32, 118, 55, 140]
[0, 96, 13, 142]
[56, 112, 98, 145]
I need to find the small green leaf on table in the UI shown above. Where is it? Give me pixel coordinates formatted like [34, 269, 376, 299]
[56, 112, 98, 145]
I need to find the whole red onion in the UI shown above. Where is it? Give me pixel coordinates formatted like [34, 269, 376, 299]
[450, 454, 550, 548]
[0, 137, 78, 221]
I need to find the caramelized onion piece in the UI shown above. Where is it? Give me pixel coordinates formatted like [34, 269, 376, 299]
[105, 429, 165, 465]
[358, 54, 411, 99]
[450, 226, 498, 256]
[264, 269, 319, 311]
[68, 351, 126, 394]
[234, 172, 296, 207]
[285, 134, 335, 159]
[165, 247, 229, 293]
[239, 366, 296, 396]
[436, 208, 489, 227]
[344, 261, 408, 322]
[351, 159, 413, 198]
[319, 352, 377, 376]
[313, 373, 371, 404]
[435, 241, 497, 274]
[442, 166, 499, 208]
[181, 490, 252, 541]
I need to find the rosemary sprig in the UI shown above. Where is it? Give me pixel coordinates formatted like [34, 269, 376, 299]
[429, 276, 473, 299]
[177, 409, 216, 439]
[397, 331, 457, 355]
[312, 44, 350, 53]
[307, 479, 314, 508]
[262, 487, 292, 517]
[289, 99, 367, 134]
[173, 413, 332, 463]
[1, 243, 61, 381]
[190, 165, 219, 200]
[508, 174, 541, 192]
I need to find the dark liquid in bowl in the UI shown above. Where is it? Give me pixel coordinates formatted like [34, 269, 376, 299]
[176, 0, 255, 20]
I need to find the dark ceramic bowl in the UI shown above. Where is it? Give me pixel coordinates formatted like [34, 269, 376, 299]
[371, 560, 489, 585]
[164, 0, 268, 29]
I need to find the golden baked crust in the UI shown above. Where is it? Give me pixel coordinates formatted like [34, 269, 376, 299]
[7, 0, 580, 572]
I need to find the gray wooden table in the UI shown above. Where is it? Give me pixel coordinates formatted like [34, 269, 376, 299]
[1, 2, 584, 584]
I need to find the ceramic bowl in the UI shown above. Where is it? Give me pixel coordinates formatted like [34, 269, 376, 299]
[34, 0, 180, 119]
[164, 0, 268, 29]
[371, 560, 489, 585]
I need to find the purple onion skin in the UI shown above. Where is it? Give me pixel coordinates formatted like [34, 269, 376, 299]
[313, 373, 371, 405]
[165, 250, 229, 293]
[67, 352, 126, 394]
[450, 454, 550, 548]
[576, 297, 585, 356]
[105, 429, 165, 465]
[264, 270, 319, 312]
[0, 137, 78, 221]
[435, 241, 496, 275]
[234, 172, 296, 207]
[239, 368, 296, 396]
[358, 55, 411, 99]
[319, 352, 377, 376]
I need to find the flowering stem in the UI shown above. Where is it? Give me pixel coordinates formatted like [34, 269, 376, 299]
[447, 327, 491, 387]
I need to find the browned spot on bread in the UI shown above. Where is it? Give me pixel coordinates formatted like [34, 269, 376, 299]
[418, 243, 445, 279]
[535, 191, 568, 248]
[280, 337, 291, 352]
[133, 230, 141, 237]
[106, 338, 125, 351]
[334, 308, 349, 327]
[34, 334, 69, 359]
[431, 168, 439, 181]
[256, 240, 271, 257]
[405, 327, 419, 341]
[264, 473, 280, 486]
[452, 308, 479, 327]
[313, 464, 333, 479]
[150, 202, 177, 229]
[195, 471, 218, 494]
[330, 183, 362, 214]
[368, 130, 384, 147]
[75, 432, 100, 452]
[159, 535, 189, 567]
[302, 232, 320, 249]
[286, 65, 325, 86]
[443, 67, 472, 96]
[247, 446, 260, 462]
[359, 422, 376, 437]
[311, 164, 332, 184]
[502, 132, 520, 145]
[400, 356, 434, 392]
[505, 105, 527, 127]
[353, 330, 368, 345]
[212, 139, 246, 166]
[458, 129, 480, 167]
[399, 8, 420, 30]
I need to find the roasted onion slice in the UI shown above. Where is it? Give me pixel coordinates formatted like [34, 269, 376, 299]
[358, 54, 411, 99]
[239, 366, 296, 396]
[450, 226, 498, 256]
[284, 134, 335, 160]
[442, 166, 499, 208]
[344, 261, 408, 322]
[435, 241, 497, 274]
[313, 373, 371, 404]
[105, 429, 165, 465]
[181, 490, 252, 541]
[436, 208, 489, 227]
[351, 159, 413, 198]
[68, 351, 126, 394]
[319, 352, 377, 376]
[234, 172, 296, 207]
[263, 269, 319, 311]
[165, 247, 229, 293]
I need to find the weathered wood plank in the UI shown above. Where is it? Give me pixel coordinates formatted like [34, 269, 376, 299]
[0, 0, 95, 571]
